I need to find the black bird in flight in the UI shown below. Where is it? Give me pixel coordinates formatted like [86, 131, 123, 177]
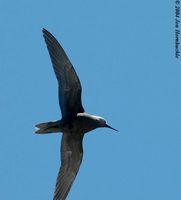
[35, 28, 118, 200]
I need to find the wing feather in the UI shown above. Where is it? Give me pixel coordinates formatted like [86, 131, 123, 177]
[42, 29, 84, 119]
[53, 133, 84, 200]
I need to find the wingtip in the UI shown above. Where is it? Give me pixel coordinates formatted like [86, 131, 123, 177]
[42, 28, 48, 34]
[42, 28, 55, 40]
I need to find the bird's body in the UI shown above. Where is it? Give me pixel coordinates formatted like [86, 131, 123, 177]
[36, 28, 117, 200]
[36, 113, 105, 134]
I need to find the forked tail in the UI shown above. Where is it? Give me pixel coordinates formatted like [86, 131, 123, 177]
[35, 120, 61, 134]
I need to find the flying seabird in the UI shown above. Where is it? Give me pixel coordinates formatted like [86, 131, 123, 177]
[35, 28, 118, 200]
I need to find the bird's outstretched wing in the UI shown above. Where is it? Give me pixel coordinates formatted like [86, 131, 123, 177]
[42, 28, 84, 119]
[53, 133, 84, 200]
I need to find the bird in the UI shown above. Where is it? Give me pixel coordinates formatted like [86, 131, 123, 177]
[35, 28, 118, 200]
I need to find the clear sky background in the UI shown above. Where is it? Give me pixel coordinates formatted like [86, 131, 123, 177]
[0, 0, 180, 200]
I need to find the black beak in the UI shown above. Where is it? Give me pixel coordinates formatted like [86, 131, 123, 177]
[105, 124, 118, 132]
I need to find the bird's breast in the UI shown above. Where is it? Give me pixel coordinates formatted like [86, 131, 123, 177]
[61, 115, 98, 134]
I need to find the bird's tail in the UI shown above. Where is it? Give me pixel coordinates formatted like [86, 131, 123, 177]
[35, 120, 61, 134]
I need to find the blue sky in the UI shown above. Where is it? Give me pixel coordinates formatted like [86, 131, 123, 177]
[0, 0, 180, 199]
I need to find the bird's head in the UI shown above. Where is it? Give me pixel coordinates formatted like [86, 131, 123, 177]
[95, 116, 118, 132]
